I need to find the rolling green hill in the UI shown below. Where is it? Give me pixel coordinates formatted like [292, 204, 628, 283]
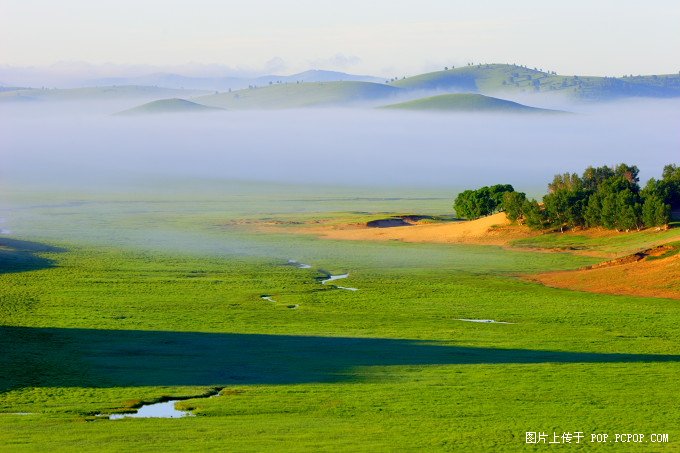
[392, 64, 680, 100]
[0, 85, 210, 103]
[195, 81, 402, 109]
[116, 98, 223, 115]
[380, 93, 562, 113]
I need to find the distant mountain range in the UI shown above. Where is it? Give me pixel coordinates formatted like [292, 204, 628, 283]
[85, 69, 383, 91]
[0, 67, 383, 91]
[0, 85, 210, 103]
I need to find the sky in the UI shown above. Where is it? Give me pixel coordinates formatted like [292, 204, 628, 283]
[0, 0, 679, 77]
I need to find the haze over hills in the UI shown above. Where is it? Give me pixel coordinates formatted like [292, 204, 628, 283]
[87, 70, 384, 91]
[0, 63, 383, 91]
[195, 81, 402, 109]
[4, 63, 680, 114]
[4, 63, 680, 101]
[0, 85, 209, 103]
[119, 88, 560, 114]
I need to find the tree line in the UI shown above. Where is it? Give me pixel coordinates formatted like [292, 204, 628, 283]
[453, 163, 679, 232]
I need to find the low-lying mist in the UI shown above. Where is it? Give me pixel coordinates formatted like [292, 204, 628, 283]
[1, 98, 678, 191]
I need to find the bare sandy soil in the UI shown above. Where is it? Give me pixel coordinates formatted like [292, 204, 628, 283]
[286, 212, 536, 246]
[529, 253, 680, 300]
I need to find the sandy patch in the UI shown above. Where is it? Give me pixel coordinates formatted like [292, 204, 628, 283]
[528, 253, 680, 300]
[290, 212, 534, 246]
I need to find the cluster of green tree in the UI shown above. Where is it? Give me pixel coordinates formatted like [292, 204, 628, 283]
[501, 164, 679, 232]
[453, 184, 514, 219]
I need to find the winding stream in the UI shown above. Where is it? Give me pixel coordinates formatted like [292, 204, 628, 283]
[109, 400, 189, 419]
[456, 319, 514, 324]
[320, 273, 358, 291]
[257, 260, 359, 308]
[288, 259, 312, 269]
[108, 389, 222, 420]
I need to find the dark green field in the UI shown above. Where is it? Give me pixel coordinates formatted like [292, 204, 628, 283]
[1, 186, 678, 451]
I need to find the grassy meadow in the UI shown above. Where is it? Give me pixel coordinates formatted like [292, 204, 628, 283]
[1, 184, 679, 451]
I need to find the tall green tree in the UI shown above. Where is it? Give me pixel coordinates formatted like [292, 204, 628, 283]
[548, 172, 582, 193]
[543, 173, 587, 231]
[642, 195, 671, 227]
[614, 163, 640, 189]
[454, 184, 514, 219]
[614, 189, 642, 231]
[453, 190, 478, 219]
[488, 184, 515, 211]
[599, 192, 618, 229]
[582, 165, 615, 192]
[502, 191, 527, 222]
[522, 199, 546, 230]
[661, 164, 680, 207]
[584, 193, 602, 228]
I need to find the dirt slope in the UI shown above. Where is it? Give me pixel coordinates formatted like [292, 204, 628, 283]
[529, 251, 680, 300]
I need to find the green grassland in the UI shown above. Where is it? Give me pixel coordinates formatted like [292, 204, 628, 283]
[1, 188, 679, 451]
[380, 93, 561, 113]
[195, 81, 402, 109]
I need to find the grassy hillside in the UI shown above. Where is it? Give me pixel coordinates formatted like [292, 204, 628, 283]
[393, 64, 680, 100]
[381, 93, 561, 113]
[116, 98, 223, 115]
[0, 85, 210, 103]
[195, 81, 402, 109]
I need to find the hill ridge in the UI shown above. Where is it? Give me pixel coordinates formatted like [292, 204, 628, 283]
[380, 93, 563, 113]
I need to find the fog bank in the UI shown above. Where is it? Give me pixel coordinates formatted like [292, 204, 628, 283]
[2, 99, 678, 192]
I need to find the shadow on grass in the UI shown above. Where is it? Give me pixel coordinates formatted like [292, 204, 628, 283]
[2, 326, 680, 392]
[0, 238, 64, 275]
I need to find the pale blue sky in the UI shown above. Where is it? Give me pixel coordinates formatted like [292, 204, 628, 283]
[1, 0, 678, 76]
